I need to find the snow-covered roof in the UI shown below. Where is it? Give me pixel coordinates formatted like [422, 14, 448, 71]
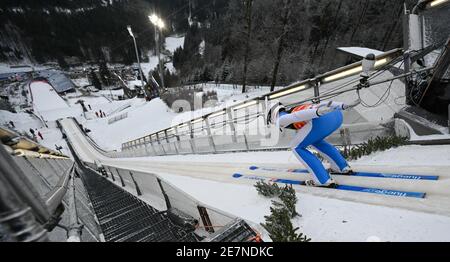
[0, 64, 34, 74]
[337, 47, 384, 58]
[36, 70, 75, 93]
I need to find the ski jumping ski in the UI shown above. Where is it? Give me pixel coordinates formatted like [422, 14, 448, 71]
[232, 173, 426, 198]
[249, 166, 439, 181]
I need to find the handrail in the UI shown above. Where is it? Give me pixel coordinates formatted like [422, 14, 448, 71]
[122, 48, 403, 149]
[1, 140, 79, 241]
[0, 142, 51, 224]
[45, 163, 75, 215]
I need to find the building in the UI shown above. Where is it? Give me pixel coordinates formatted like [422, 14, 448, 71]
[35, 70, 75, 94]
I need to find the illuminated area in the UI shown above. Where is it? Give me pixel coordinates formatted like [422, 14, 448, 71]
[429, 0, 448, 7]
[269, 85, 308, 99]
[323, 57, 389, 82]
[232, 100, 258, 110]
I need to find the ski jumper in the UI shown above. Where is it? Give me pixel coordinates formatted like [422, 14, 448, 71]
[278, 102, 349, 185]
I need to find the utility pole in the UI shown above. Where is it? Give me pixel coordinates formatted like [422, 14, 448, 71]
[127, 26, 146, 97]
[149, 14, 165, 90]
[155, 27, 165, 90]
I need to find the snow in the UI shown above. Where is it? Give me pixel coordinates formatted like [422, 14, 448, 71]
[66, 96, 109, 107]
[78, 83, 274, 150]
[140, 36, 184, 76]
[2, 33, 447, 242]
[71, 78, 90, 87]
[165, 35, 185, 73]
[98, 89, 124, 96]
[165, 35, 185, 53]
[29, 81, 82, 121]
[140, 52, 159, 78]
[60, 94, 450, 242]
[64, 113, 450, 242]
[0, 64, 33, 74]
[159, 172, 450, 241]
[127, 80, 143, 89]
[202, 83, 272, 104]
[121, 143, 450, 168]
[82, 98, 176, 150]
[0, 110, 71, 156]
[354, 144, 450, 166]
[0, 110, 43, 134]
[337, 47, 384, 58]
[30, 81, 69, 111]
[199, 40, 205, 56]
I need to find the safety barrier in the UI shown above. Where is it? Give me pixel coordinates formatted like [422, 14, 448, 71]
[13, 156, 101, 241]
[87, 162, 241, 236]
[107, 112, 128, 125]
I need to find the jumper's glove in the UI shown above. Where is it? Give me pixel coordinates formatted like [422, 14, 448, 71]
[316, 101, 335, 116]
[342, 99, 361, 110]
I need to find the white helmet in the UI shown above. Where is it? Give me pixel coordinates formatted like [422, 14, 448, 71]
[266, 102, 285, 126]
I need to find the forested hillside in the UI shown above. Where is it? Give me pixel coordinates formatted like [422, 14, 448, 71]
[1, 0, 416, 86]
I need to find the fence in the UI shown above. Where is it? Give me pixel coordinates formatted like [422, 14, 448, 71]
[107, 112, 128, 125]
[1, 147, 100, 242]
[117, 104, 393, 158]
[86, 163, 238, 235]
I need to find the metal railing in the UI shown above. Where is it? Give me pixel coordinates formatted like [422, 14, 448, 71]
[0, 142, 76, 241]
[108, 112, 128, 125]
[119, 49, 403, 157]
[44, 164, 74, 215]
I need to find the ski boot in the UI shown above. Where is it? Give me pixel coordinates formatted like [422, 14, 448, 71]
[328, 166, 354, 176]
[304, 179, 338, 188]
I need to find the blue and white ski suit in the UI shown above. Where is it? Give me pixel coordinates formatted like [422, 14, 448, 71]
[277, 102, 349, 185]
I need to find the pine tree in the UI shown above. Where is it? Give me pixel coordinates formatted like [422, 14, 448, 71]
[261, 201, 310, 242]
[255, 180, 304, 241]
[89, 69, 102, 90]
[98, 60, 111, 86]
[279, 184, 298, 218]
[255, 181, 282, 197]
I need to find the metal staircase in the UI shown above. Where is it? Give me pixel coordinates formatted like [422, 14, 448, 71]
[78, 165, 199, 242]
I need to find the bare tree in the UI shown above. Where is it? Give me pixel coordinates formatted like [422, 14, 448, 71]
[318, 0, 343, 67]
[241, 0, 253, 93]
[270, 0, 292, 92]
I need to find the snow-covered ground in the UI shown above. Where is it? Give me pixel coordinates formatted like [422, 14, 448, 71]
[140, 35, 185, 77]
[3, 39, 449, 242]
[77, 82, 276, 150]
[5, 64, 446, 242]
[160, 173, 450, 242]
[29, 81, 82, 121]
[61, 116, 450, 242]
[140, 52, 159, 79]
[0, 63, 50, 74]
[71, 78, 90, 87]
[82, 98, 176, 150]
[0, 110, 70, 156]
[1, 79, 122, 156]
[165, 35, 185, 53]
